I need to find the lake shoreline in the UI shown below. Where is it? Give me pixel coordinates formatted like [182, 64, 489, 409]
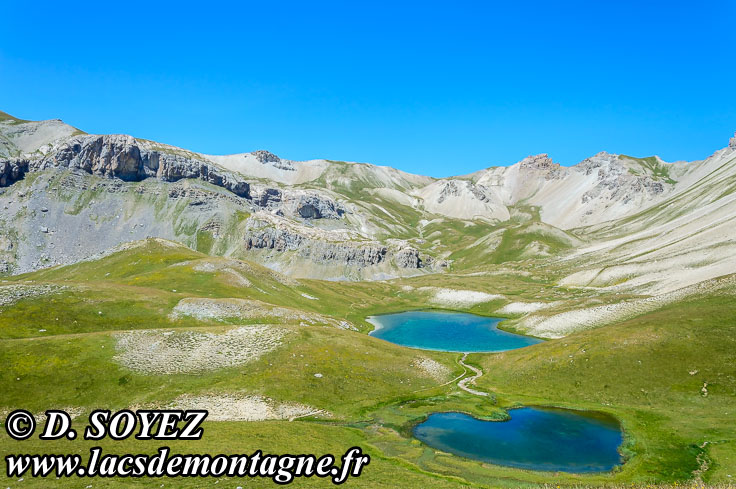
[366, 310, 542, 352]
[412, 407, 625, 474]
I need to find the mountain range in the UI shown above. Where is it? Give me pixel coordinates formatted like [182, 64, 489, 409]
[2, 109, 734, 295]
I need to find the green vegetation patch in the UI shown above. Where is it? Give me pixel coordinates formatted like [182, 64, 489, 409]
[620, 155, 677, 185]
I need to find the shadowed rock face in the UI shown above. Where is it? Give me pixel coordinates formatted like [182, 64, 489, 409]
[291, 194, 344, 219]
[30, 135, 251, 198]
[298, 203, 321, 219]
[0, 159, 29, 187]
[52, 136, 145, 181]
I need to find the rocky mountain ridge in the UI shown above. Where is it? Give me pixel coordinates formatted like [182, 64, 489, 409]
[1, 110, 735, 285]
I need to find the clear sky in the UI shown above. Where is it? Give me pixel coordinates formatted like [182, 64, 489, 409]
[1, 1, 734, 177]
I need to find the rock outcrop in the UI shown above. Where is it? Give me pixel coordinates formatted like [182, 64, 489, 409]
[31, 135, 250, 198]
[580, 153, 664, 204]
[244, 225, 305, 252]
[518, 153, 563, 178]
[436, 181, 461, 204]
[0, 158, 29, 187]
[251, 150, 296, 171]
[244, 225, 388, 267]
[730, 132, 736, 149]
[243, 217, 428, 270]
[419, 178, 510, 221]
[249, 186, 345, 219]
[288, 193, 345, 219]
[312, 243, 388, 267]
[252, 150, 281, 164]
[394, 247, 423, 268]
[250, 187, 283, 208]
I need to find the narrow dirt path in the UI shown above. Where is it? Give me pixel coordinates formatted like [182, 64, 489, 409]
[692, 441, 710, 483]
[289, 409, 329, 422]
[457, 353, 488, 397]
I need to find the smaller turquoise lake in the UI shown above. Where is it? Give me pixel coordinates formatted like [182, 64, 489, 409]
[414, 408, 623, 473]
[367, 311, 541, 352]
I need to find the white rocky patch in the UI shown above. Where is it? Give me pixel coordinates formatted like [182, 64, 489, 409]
[170, 297, 354, 329]
[497, 301, 557, 314]
[0, 283, 68, 307]
[33, 407, 85, 423]
[165, 394, 327, 422]
[421, 287, 504, 307]
[113, 326, 286, 374]
[413, 357, 451, 382]
[172, 297, 310, 322]
[519, 275, 736, 338]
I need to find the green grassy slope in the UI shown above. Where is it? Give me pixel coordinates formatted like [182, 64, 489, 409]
[476, 292, 736, 484]
[0, 110, 29, 123]
[1, 241, 735, 487]
[621, 155, 677, 185]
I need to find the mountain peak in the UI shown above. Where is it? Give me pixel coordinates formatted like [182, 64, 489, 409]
[251, 150, 281, 164]
[517, 153, 558, 171]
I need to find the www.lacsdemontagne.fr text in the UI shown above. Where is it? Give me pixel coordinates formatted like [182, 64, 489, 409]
[6, 446, 370, 484]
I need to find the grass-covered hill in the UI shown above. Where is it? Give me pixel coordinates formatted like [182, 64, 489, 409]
[1, 239, 735, 487]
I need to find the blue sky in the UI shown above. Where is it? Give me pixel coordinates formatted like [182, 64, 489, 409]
[1, 1, 734, 177]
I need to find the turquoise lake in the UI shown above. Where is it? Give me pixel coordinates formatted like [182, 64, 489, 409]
[367, 311, 541, 352]
[414, 408, 624, 473]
